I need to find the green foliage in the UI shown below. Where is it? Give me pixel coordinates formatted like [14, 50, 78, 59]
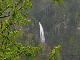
[49, 45, 62, 60]
[0, 0, 62, 60]
[53, 0, 63, 3]
[0, 0, 41, 60]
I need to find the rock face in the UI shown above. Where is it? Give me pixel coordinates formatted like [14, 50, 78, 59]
[25, 0, 80, 60]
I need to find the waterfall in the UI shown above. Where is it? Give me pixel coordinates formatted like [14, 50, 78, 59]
[39, 22, 45, 43]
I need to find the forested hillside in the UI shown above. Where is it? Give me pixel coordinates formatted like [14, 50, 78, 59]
[26, 0, 80, 60]
[0, 0, 80, 60]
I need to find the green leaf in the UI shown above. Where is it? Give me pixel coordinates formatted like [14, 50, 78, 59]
[25, 20, 31, 26]
[49, 45, 62, 60]
[13, 56, 20, 60]
[9, 31, 14, 38]
[53, 0, 63, 3]
[5, 0, 13, 6]
[26, 0, 32, 8]
[23, 14, 28, 18]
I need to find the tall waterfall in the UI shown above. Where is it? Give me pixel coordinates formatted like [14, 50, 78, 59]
[39, 22, 45, 43]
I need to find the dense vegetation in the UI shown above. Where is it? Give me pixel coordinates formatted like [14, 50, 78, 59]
[1, 0, 80, 60]
[28, 0, 80, 60]
[0, 0, 62, 60]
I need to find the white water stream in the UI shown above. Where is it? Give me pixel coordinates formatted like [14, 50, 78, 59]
[39, 22, 45, 43]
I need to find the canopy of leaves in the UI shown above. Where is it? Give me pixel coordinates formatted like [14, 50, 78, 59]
[0, 0, 62, 60]
[0, 0, 42, 59]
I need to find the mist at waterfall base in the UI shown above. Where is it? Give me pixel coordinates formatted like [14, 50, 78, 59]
[39, 22, 45, 43]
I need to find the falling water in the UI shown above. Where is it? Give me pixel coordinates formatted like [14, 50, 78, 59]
[39, 22, 45, 43]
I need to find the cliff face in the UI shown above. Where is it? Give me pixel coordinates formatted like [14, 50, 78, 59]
[20, 0, 80, 60]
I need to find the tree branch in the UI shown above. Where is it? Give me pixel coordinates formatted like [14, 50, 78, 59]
[0, 12, 10, 18]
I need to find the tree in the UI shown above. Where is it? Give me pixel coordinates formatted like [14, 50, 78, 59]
[0, 0, 41, 60]
[49, 45, 62, 60]
[0, 0, 62, 60]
